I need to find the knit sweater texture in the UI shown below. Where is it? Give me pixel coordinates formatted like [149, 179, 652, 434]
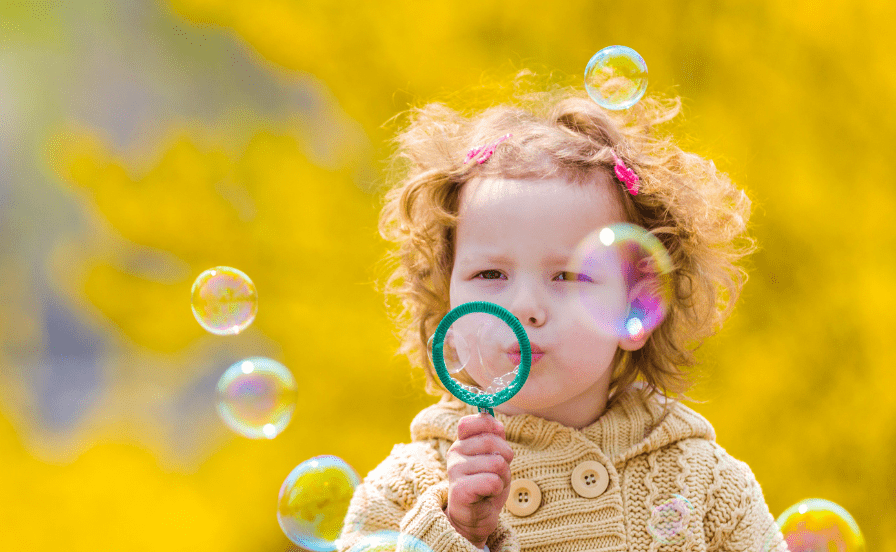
[338, 387, 788, 552]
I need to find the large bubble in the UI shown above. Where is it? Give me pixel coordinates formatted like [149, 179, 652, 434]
[584, 45, 648, 110]
[215, 357, 297, 439]
[191, 266, 258, 335]
[278, 455, 361, 552]
[568, 223, 673, 341]
[769, 498, 865, 552]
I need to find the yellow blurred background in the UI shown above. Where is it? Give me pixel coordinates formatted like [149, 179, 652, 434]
[1, 1, 893, 550]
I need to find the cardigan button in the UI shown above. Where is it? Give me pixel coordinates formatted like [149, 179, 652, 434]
[571, 460, 609, 498]
[505, 478, 541, 517]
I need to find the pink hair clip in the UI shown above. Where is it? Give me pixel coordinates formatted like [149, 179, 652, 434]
[464, 133, 512, 165]
[612, 152, 639, 195]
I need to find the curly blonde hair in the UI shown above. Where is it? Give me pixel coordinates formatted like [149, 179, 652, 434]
[377, 76, 755, 409]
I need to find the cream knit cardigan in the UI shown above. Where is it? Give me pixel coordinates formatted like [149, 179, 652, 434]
[338, 388, 788, 552]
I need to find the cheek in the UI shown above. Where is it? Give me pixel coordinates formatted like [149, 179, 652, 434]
[448, 273, 463, 308]
[559, 306, 622, 360]
[562, 284, 630, 329]
[561, 284, 628, 326]
[568, 324, 619, 351]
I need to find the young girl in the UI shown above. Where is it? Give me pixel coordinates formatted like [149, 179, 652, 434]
[338, 77, 788, 552]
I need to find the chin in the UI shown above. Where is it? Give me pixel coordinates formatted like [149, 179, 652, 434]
[503, 391, 562, 414]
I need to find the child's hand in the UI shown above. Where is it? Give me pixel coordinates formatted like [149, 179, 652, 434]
[445, 413, 514, 550]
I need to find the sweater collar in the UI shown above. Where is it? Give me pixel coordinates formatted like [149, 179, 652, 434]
[409, 386, 716, 464]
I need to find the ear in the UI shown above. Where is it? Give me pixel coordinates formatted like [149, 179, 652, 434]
[617, 279, 655, 352]
[618, 327, 650, 351]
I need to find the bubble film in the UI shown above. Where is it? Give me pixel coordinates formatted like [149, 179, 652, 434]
[584, 45, 648, 110]
[278, 455, 360, 552]
[773, 498, 866, 552]
[568, 223, 673, 340]
[432, 311, 521, 398]
[215, 357, 297, 439]
[346, 531, 432, 552]
[426, 329, 471, 375]
[191, 266, 258, 335]
[647, 493, 695, 545]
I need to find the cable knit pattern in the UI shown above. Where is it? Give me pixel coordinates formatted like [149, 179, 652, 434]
[338, 389, 789, 552]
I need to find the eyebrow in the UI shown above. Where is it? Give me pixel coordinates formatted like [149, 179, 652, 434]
[454, 253, 512, 267]
[454, 251, 573, 267]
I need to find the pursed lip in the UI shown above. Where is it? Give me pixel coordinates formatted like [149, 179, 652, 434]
[507, 344, 545, 365]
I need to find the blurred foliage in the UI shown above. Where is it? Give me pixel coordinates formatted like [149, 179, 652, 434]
[1, 0, 895, 550]
[10, 124, 425, 549]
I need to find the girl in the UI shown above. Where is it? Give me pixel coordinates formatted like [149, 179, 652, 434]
[338, 76, 787, 552]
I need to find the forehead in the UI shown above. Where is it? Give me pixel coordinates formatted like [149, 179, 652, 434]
[455, 174, 628, 252]
[458, 174, 626, 225]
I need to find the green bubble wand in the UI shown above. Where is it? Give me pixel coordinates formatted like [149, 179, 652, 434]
[430, 301, 531, 416]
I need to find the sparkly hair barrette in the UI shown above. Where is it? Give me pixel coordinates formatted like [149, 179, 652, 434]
[612, 152, 639, 195]
[464, 133, 512, 165]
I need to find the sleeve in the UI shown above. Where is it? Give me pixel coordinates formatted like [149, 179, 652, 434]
[337, 440, 519, 552]
[705, 446, 790, 552]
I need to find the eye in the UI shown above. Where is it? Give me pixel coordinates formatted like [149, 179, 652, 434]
[474, 270, 505, 280]
[555, 271, 593, 283]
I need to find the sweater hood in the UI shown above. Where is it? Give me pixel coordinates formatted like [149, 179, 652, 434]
[409, 385, 716, 464]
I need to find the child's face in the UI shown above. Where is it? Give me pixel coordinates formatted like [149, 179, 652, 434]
[449, 175, 644, 428]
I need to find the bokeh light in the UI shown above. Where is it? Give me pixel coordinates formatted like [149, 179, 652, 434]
[584, 45, 648, 110]
[215, 357, 297, 439]
[191, 266, 258, 335]
[277, 455, 360, 552]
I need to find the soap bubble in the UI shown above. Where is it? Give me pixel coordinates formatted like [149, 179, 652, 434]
[431, 311, 522, 398]
[647, 493, 695, 545]
[278, 455, 360, 552]
[568, 223, 673, 340]
[191, 266, 258, 335]
[215, 357, 297, 439]
[584, 45, 648, 110]
[772, 498, 865, 552]
[347, 531, 432, 552]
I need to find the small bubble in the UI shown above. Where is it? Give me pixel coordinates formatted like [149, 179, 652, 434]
[647, 493, 695, 545]
[191, 266, 258, 335]
[215, 357, 297, 439]
[585, 45, 648, 110]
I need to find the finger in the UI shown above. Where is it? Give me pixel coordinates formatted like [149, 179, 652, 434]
[446, 453, 511, 489]
[456, 413, 505, 441]
[449, 432, 514, 464]
[450, 472, 506, 505]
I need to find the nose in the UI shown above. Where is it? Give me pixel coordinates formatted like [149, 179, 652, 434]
[507, 278, 547, 327]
